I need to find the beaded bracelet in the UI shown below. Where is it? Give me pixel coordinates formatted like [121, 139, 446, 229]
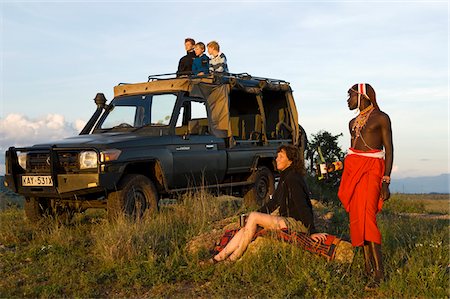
[381, 176, 391, 184]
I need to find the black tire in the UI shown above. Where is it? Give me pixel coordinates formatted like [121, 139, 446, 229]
[107, 174, 159, 221]
[243, 166, 275, 208]
[24, 197, 51, 222]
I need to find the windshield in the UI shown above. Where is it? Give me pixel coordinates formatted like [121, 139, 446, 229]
[98, 93, 177, 130]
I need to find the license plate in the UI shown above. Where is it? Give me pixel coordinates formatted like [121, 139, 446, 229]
[22, 176, 53, 186]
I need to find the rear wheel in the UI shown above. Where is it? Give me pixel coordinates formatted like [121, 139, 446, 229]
[107, 174, 159, 221]
[243, 166, 275, 208]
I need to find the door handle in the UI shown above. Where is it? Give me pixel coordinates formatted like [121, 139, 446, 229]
[205, 144, 214, 149]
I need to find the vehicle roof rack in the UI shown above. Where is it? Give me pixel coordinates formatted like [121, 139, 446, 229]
[148, 73, 178, 82]
[144, 72, 290, 86]
[230, 73, 289, 85]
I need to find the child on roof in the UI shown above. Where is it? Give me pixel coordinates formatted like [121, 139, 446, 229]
[192, 42, 210, 76]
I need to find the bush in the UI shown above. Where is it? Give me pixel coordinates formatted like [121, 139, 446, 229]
[306, 174, 341, 205]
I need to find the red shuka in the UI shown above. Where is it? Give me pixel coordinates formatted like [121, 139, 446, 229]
[338, 148, 385, 247]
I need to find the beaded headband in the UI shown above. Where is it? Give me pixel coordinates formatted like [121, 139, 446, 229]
[350, 83, 371, 111]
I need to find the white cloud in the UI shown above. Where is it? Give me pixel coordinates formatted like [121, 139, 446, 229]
[75, 119, 87, 132]
[0, 114, 84, 152]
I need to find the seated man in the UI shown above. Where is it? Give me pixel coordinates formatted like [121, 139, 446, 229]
[211, 144, 327, 263]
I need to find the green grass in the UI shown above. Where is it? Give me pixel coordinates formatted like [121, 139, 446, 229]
[387, 193, 449, 214]
[0, 191, 448, 298]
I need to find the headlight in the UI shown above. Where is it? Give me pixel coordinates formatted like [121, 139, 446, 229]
[79, 151, 98, 169]
[18, 152, 27, 170]
[100, 149, 122, 162]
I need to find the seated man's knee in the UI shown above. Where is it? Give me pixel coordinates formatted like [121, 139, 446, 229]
[246, 211, 260, 225]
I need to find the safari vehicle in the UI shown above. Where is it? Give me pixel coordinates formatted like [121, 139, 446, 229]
[4, 73, 304, 222]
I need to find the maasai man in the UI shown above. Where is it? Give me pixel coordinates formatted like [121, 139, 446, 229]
[338, 83, 393, 289]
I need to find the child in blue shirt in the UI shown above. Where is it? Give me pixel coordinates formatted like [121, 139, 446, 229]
[192, 42, 209, 76]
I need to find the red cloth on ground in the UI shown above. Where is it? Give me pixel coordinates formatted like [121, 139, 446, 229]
[212, 228, 343, 261]
[338, 148, 385, 247]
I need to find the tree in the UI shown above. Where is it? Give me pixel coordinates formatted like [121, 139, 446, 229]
[305, 130, 345, 203]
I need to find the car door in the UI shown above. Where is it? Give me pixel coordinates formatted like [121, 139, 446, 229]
[170, 99, 226, 189]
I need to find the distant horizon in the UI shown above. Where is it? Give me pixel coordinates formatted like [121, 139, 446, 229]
[392, 173, 450, 180]
[390, 173, 450, 194]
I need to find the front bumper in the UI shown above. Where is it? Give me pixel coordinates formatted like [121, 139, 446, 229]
[4, 146, 122, 198]
[5, 173, 100, 198]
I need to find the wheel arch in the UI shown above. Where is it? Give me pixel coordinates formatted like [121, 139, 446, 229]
[121, 160, 168, 194]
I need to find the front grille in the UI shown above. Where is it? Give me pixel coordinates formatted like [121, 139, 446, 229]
[28, 152, 50, 173]
[27, 151, 79, 174]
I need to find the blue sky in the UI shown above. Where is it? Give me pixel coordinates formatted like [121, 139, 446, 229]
[0, 0, 448, 179]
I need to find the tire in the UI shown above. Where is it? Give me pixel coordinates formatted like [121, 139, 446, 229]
[24, 197, 51, 223]
[243, 166, 275, 208]
[107, 174, 159, 221]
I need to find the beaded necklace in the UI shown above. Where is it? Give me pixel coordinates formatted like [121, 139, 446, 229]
[351, 104, 375, 148]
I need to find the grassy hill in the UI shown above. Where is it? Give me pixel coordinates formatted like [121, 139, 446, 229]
[0, 191, 448, 298]
[0, 176, 24, 209]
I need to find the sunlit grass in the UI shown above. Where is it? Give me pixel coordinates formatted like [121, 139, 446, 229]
[0, 191, 448, 298]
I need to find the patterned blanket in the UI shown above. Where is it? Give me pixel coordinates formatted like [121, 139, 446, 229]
[212, 228, 352, 262]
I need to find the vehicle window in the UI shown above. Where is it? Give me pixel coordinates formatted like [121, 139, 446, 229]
[100, 106, 137, 129]
[151, 94, 177, 126]
[229, 90, 261, 140]
[191, 101, 207, 119]
[176, 106, 185, 128]
[261, 90, 291, 140]
[175, 100, 208, 136]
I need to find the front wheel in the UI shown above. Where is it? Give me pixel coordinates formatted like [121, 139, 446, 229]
[107, 174, 159, 221]
[243, 166, 275, 208]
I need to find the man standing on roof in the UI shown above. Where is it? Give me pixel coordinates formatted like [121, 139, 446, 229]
[207, 41, 228, 73]
[177, 38, 196, 76]
[338, 83, 393, 290]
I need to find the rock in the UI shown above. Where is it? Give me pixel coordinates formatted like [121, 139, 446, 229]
[244, 236, 290, 257]
[241, 235, 354, 264]
[334, 240, 354, 263]
[186, 205, 347, 263]
[185, 216, 240, 255]
[185, 229, 223, 255]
